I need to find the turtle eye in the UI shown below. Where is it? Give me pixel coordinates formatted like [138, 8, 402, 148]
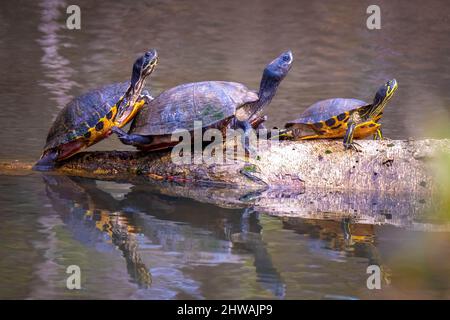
[283, 54, 290, 62]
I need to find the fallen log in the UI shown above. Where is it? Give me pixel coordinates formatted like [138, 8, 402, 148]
[1, 139, 450, 193]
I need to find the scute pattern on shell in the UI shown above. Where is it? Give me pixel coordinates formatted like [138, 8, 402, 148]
[130, 81, 259, 135]
[44, 82, 130, 150]
[291, 98, 368, 124]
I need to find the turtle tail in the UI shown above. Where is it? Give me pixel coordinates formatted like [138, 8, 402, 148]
[32, 149, 59, 171]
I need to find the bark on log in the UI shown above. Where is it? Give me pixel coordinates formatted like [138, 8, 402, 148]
[1, 139, 449, 194]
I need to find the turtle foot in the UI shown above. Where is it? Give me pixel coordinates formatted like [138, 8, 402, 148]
[111, 126, 125, 136]
[33, 150, 59, 171]
[344, 142, 362, 152]
[111, 127, 134, 145]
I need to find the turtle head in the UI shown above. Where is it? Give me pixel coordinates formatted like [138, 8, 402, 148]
[130, 49, 158, 90]
[369, 79, 398, 117]
[263, 50, 293, 82]
[258, 51, 293, 105]
[374, 79, 398, 103]
[116, 49, 158, 125]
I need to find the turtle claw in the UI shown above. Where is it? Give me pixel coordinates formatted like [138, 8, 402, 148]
[111, 126, 133, 145]
[139, 90, 154, 104]
[143, 94, 154, 103]
[344, 142, 362, 152]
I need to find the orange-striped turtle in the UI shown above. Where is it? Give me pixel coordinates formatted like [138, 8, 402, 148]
[284, 79, 398, 151]
[33, 50, 158, 170]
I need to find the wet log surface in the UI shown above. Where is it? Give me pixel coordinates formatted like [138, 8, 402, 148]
[2, 139, 450, 193]
[3, 138, 448, 192]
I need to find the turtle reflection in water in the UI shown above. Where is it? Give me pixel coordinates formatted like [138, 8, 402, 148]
[43, 174, 152, 288]
[281, 216, 391, 286]
[42, 175, 287, 297]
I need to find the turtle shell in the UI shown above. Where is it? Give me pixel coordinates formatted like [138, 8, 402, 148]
[44, 82, 130, 151]
[129, 81, 259, 136]
[287, 98, 368, 126]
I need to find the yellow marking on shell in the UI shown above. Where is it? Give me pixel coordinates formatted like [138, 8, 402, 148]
[82, 96, 146, 147]
[83, 105, 118, 147]
[342, 112, 350, 122]
[300, 134, 325, 140]
[302, 120, 380, 140]
[322, 116, 339, 130]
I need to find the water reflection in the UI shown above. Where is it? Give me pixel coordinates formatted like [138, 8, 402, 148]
[282, 217, 391, 285]
[43, 174, 152, 288]
[37, 0, 79, 109]
[40, 174, 428, 298]
[148, 183, 447, 231]
[42, 174, 287, 298]
[0, 173, 446, 298]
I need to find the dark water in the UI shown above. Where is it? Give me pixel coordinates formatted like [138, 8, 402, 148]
[0, 0, 450, 299]
[1, 173, 449, 299]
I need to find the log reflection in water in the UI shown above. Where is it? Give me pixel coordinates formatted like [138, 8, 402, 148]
[148, 182, 448, 231]
[41, 174, 448, 297]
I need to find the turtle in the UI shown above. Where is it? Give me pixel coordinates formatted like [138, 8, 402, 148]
[33, 49, 159, 171]
[111, 50, 293, 152]
[284, 79, 398, 151]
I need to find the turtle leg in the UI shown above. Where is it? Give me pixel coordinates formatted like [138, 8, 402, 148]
[33, 149, 59, 171]
[373, 128, 383, 140]
[249, 115, 267, 130]
[250, 115, 269, 139]
[235, 119, 256, 156]
[111, 126, 153, 146]
[343, 121, 362, 152]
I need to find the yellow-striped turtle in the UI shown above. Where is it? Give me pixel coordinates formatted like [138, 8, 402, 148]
[33, 50, 158, 170]
[284, 79, 398, 151]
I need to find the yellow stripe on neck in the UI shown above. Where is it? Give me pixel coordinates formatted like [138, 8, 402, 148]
[116, 98, 146, 128]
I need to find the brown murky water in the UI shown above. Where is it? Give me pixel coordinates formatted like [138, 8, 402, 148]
[0, 0, 449, 299]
